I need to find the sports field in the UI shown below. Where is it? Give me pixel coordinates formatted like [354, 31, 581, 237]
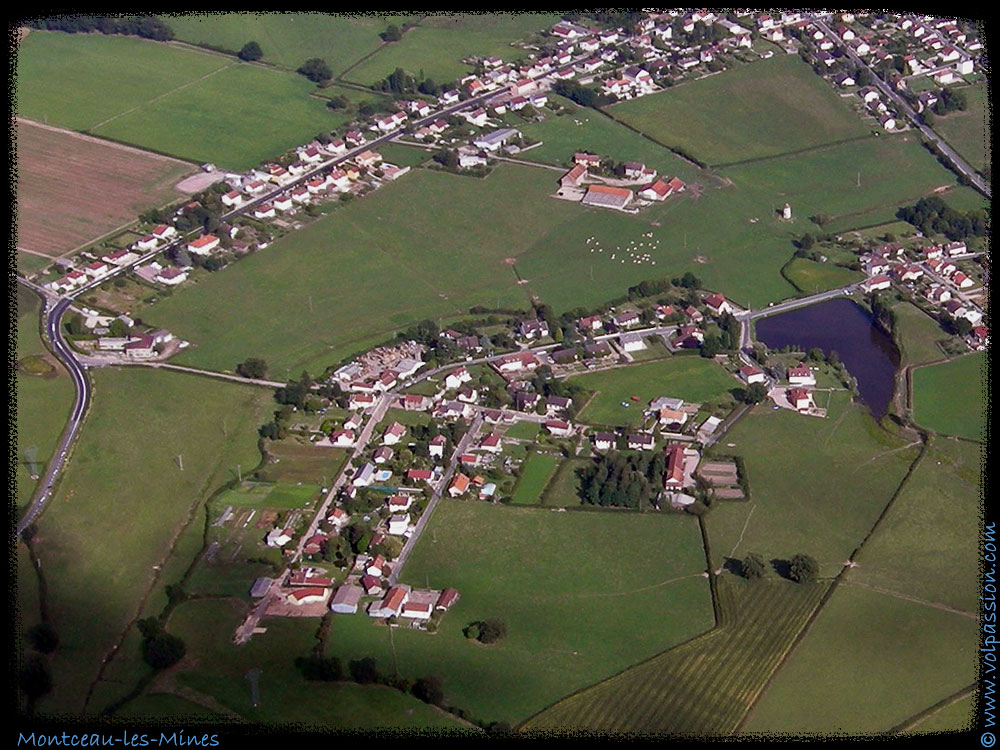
[161, 598, 466, 728]
[703, 392, 920, 577]
[324, 500, 714, 724]
[912, 352, 986, 441]
[16, 32, 339, 171]
[28, 369, 271, 715]
[16, 119, 193, 256]
[782, 258, 864, 295]
[345, 13, 560, 86]
[608, 55, 871, 166]
[163, 12, 418, 76]
[510, 452, 560, 504]
[570, 358, 736, 428]
[523, 576, 829, 734]
[850, 438, 980, 613]
[932, 83, 990, 174]
[15, 286, 75, 511]
[744, 584, 978, 734]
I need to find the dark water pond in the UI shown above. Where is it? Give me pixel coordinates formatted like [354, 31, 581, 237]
[755, 298, 900, 417]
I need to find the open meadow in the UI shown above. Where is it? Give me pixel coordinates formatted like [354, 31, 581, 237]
[523, 575, 829, 735]
[570, 357, 736, 428]
[703, 391, 920, 577]
[157, 598, 468, 729]
[782, 258, 864, 295]
[932, 83, 990, 174]
[163, 12, 418, 76]
[912, 352, 987, 441]
[27, 369, 271, 715]
[893, 301, 949, 367]
[15, 286, 75, 511]
[608, 55, 871, 166]
[744, 584, 978, 735]
[344, 13, 560, 86]
[16, 119, 193, 256]
[16, 31, 341, 171]
[323, 500, 714, 725]
[510, 451, 560, 504]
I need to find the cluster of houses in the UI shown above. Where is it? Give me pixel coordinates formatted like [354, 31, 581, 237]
[558, 152, 687, 212]
[45, 227, 178, 293]
[860, 240, 985, 338]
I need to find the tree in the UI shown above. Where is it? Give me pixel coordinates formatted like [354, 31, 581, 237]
[745, 382, 768, 404]
[109, 318, 130, 338]
[326, 95, 349, 110]
[700, 334, 723, 358]
[237, 357, 268, 379]
[477, 618, 507, 644]
[27, 623, 59, 653]
[412, 675, 445, 706]
[238, 41, 262, 62]
[788, 553, 819, 583]
[742, 552, 766, 580]
[142, 630, 186, 669]
[799, 233, 815, 250]
[67, 313, 87, 337]
[297, 58, 333, 84]
[382, 24, 402, 42]
[349, 656, 379, 683]
[19, 657, 52, 702]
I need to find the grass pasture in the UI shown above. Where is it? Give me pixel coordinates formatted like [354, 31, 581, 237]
[570, 358, 736, 428]
[325, 500, 714, 725]
[540, 458, 589, 506]
[523, 576, 829, 735]
[893, 301, 949, 367]
[744, 584, 978, 735]
[16, 31, 344, 171]
[16, 120, 193, 257]
[15, 286, 75, 511]
[163, 598, 467, 728]
[782, 258, 864, 295]
[703, 392, 920, 577]
[510, 451, 560, 505]
[904, 692, 976, 734]
[163, 12, 418, 76]
[849, 438, 980, 614]
[256, 442, 350, 485]
[608, 55, 871, 166]
[344, 13, 560, 86]
[912, 352, 986, 441]
[933, 83, 990, 174]
[28, 369, 271, 715]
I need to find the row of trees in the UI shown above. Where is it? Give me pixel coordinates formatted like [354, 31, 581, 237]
[552, 79, 613, 109]
[29, 15, 173, 41]
[738, 552, 819, 583]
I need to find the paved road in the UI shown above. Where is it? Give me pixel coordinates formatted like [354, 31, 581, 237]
[814, 17, 990, 199]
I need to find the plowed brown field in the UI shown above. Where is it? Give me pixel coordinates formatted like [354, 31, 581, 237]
[15, 119, 194, 256]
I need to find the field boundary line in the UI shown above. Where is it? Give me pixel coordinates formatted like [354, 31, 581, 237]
[599, 107, 708, 171]
[889, 683, 977, 734]
[712, 133, 876, 170]
[16, 246, 55, 260]
[840, 580, 978, 620]
[16, 117, 198, 167]
[88, 61, 235, 132]
[528, 572, 706, 601]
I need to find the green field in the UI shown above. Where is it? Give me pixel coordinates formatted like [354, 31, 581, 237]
[782, 257, 864, 294]
[893, 302, 948, 367]
[519, 98, 704, 183]
[16, 32, 343, 171]
[570, 358, 736, 428]
[540, 458, 589, 506]
[744, 584, 978, 734]
[217, 482, 320, 510]
[163, 12, 418, 76]
[905, 693, 976, 734]
[704, 392, 920, 577]
[255, 441, 350, 485]
[344, 13, 560, 86]
[324, 500, 714, 724]
[933, 83, 990, 174]
[912, 352, 986, 441]
[850, 438, 980, 614]
[505, 420, 540, 441]
[523, 576, 829, 734]
[510, 451, 560, 504]
[113, 692, 224, 719]
[28, 369, 271, 715]
[161, 598, 468, 728]
[17, 250, 54, 276]
[15, 286, 75, 510]
[608, 56, 871, 166]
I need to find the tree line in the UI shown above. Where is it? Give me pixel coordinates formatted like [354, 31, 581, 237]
[28, 15, 174, 41]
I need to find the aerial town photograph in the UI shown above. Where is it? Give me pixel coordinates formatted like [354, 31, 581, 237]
[12, 9, 989, 740]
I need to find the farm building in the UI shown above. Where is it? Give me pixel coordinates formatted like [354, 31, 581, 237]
[581, 185, 633, 210]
